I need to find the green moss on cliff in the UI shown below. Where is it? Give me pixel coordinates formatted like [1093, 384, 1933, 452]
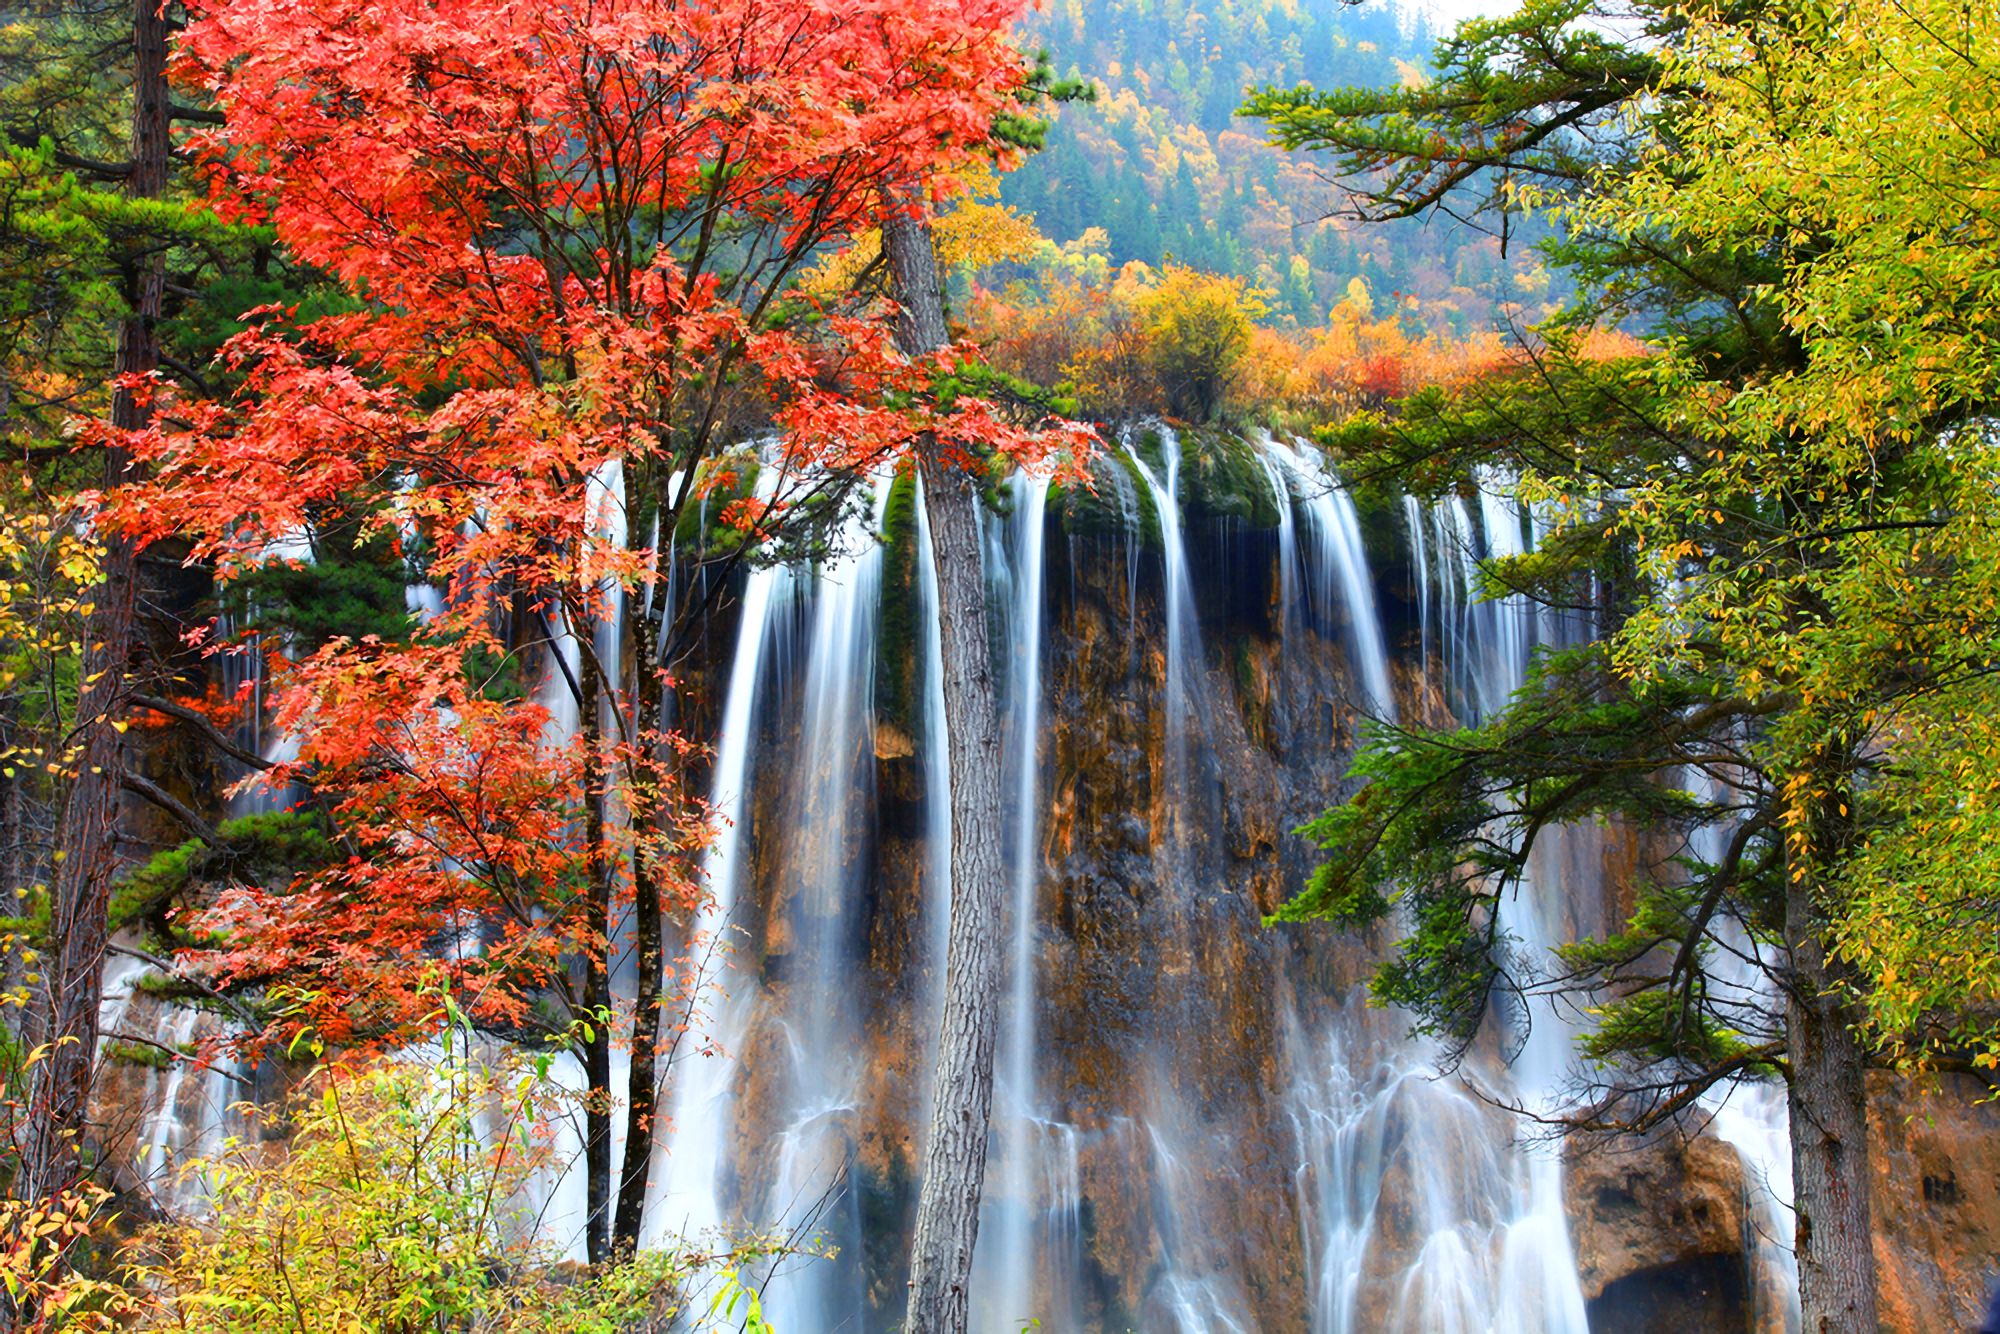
[671, 452, 761, 555]
[1177, 426, 1282, 530]
[1054, 424, 1287, 545]
[1049, 448, 1163, 549]
[111, 811, 336, 951]
[875, 467, 921, 731]
[103, 1038, 175, 1070]
[1133, 424, 1169, 474]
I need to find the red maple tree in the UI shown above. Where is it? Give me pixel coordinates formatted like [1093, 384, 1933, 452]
[108, 0, 1092, 1256]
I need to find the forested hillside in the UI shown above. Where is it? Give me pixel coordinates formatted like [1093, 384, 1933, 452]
[1001, 0, 1548, 330]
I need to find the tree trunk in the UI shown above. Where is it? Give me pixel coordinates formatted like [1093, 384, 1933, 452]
[581, 906, 613, 1265]
[884, 205, 1008, 1334]
[612, 633, 666, 1252]
[578, 648, 614, 1266]
[17, 0, 169, 1209]
[1784, 871, 1879, 1334]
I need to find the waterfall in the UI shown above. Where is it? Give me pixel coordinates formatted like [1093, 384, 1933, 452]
[1451, 477, 1589, 1334]
[973, 469, 1080, 1330]
[646, 550, 798, 1245]
[1254, 432, 1303, 750]
[117, 425, 1817, 1333]
[914, 475, 954, 1117]
[1686, 772, 1803, 1332]
[757, 472, 895, 1331]
[1275, 470, 1590, 1334]
[1124, 424, 1204, 763]
[1708, 1077, 1802, 1333]
[1403, 494, 1431, 670]
[1430, 493, 1479, 714]
[1267, 439, 1396, 721]
[1118, 427, 1264, 1332]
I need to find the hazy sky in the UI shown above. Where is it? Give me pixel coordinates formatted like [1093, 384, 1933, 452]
[1358, 0, 1517, 35]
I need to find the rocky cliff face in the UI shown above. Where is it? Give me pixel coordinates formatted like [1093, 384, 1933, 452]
[94, 427, 2000, 1332]
[695, 427, 1692, 1330]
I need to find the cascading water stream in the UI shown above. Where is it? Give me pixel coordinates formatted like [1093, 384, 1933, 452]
[645, 549, 798, 1246]
[757, 472, 895, 1331]
[117, 426, 1818, 1333]
[913, 476, 954, 1122]
[1685, 771, 1802, 1331]
[1253, 432, 1304, 750]
[1124, 425, 1203, 769]
[1267, 439, 1395, 722]
[1708, 1074, 1802, 1333]
[1275, 467, 1591, 1334]
[972, 470, 1081, 1331]
[1120, 426, 1265, 1331]
[1403, 494, 1432, 671]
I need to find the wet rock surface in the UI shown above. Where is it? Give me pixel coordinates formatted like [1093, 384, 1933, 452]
[1564, 1131, 1748, 1306]
[1870, 1072, 2000, 1333]
[89, 431, 2000, 1333]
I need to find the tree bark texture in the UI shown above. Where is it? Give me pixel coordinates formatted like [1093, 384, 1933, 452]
[884, 205, 1009, 1334]
[577, 647, 614, 1266]
[1784, 872, 1879, 1334]
[18, 0, 168, 1209]
[612, 600, 671, 1251]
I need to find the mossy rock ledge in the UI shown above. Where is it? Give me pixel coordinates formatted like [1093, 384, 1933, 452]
[1049, 423, 1284, 545]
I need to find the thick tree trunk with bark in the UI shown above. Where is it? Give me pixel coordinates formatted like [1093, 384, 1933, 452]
[1784, 872, 1879, 1334]
[18, 0, 168, 1209]
[884, 205, 1008, 1334]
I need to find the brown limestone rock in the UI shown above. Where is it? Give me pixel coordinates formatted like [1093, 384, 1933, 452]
[1564, 1129, 1749, 1327]
[1869, 1072, 2000, 1333]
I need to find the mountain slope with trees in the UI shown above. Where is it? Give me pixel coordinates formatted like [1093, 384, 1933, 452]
[1001, 0, 1554, 332]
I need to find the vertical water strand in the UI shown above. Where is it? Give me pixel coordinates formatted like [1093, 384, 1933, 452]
[912, 473, 953, 1123]
[1686, 772, 1802, 1332]
[1124, 428, 1228, 1327]
[759, 471, 894, 1331]
[1122, 425, 1258, 1331]
[645, 546, 798, 1245]
[1106, 452, 1143, 666]
[1402, 494, 1432, 674]
[113, 525, 325, 1215]
[1270, 440, 1394, 723]
[1471, 476, 1533, 710]
[1254, 434, 1301, 632]
[1327, 483, 1396, 723]
[499, 456, 631, 1259]
[1283, 1008, 1386, 1334]
[1433, 494, 1478, 716]
[1464, 473, 1590, 1334]
[1276, 465, 1597, 1334]
[1122, 423, 1203, 814]
[973, 469, 1071, 1330]
[1252, 434, 1302, 752]
[1709, 1074, 1803, 1333]
[1279, 456, 1499, 1333]
[585, 457, 627, 727]
[588, 455, 632, 991]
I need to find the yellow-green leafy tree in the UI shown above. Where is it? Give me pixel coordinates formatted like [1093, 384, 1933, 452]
[1252, 0, 2000, 1328]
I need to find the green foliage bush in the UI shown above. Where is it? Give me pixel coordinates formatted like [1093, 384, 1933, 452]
[134, 994, 786, 1332]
